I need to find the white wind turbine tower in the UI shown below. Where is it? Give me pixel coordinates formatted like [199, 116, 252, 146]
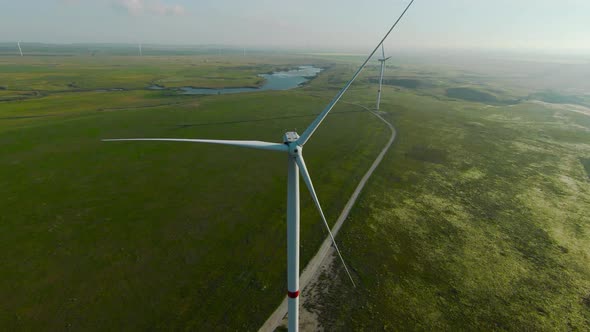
[103, 1, 414, 330]
[138, 43, 143, 56]
[376, 44, 391, 111]
[17, 41, 23, 57]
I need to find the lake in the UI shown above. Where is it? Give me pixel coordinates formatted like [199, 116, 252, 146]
[176, 65, 322, 95]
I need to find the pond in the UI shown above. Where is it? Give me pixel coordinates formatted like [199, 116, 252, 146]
[150, 65, 321, 95]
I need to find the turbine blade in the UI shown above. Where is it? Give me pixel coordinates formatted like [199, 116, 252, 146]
[296, 0, 415, 146]
[295, 154, 356, 287]
[102, 138, 288, 152]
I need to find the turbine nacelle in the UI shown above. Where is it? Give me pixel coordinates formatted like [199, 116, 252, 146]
[283, 131, 303, 156]
[283, 131, 299, 143]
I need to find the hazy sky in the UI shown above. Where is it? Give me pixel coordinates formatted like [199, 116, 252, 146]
[1, 0, 589, 53]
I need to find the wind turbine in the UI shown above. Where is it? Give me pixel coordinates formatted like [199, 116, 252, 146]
[376, 44, 391, 111]
[138, 43, 143, 56]
[17, 41, 23, 57]
[103, 1, 415, 330]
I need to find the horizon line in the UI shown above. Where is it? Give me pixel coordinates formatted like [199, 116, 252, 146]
[1, 41, 590, 57]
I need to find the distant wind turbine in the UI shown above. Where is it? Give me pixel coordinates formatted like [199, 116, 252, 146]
[139, 43, 143, 56]
[376, 44, 391, 111]
[103, 1, 415, 330]
[17, 41, 23, 57]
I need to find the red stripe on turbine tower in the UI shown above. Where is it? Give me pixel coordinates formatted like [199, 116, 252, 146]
[288, 290, 300, 298]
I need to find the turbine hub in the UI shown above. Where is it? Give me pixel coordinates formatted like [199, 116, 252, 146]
[288, 142, 302, 156]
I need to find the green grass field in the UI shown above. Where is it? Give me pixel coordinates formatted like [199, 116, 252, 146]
[0, 54, 389, 330]
[312, 76, 590, 330]
[2, 51, 589, 330]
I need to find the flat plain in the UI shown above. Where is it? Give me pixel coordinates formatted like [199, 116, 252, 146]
[1, 49, 589, 330]
[308, 55, 590, 330]
[0, 53, 390, 330]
